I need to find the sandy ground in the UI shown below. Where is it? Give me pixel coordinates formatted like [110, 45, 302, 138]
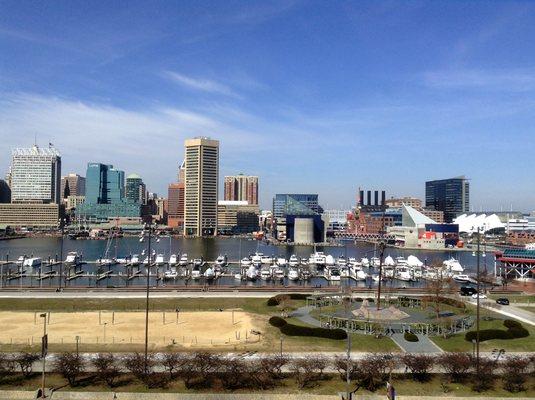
[0, 310, 262, 348]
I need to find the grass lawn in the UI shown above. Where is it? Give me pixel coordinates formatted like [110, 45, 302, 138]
[431, 318, 535, 352]
[487, 294, 535, 303]
[0, 373, 533, 397]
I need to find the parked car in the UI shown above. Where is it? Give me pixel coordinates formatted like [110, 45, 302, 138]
[471, 293, 487, 299]
[496, 298, 510, 305]
[460, 286, 478, 296]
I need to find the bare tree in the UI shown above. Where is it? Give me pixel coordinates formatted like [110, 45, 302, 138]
[439, 353, 472, 383]
[333, 355, 358, 382]
[92, 353, 121, 387]
[14, 352, 39, 378]
[402, 354, 435, 382]
[290, 357, 325, 389]
[424, 262, 455, 321]
[0, 353, 14, 381]
[123, 352, 155, 384]
[502, 356, 531, 393]
[161, 352, 189, 380]
[218, 357, 250, 390]
[354, 353, 397, 392]
[259, 354, 289, 380]
[472, 357, 496, 392]
[277, 294, 292, 317]
[54, 353, 84, 386]
[181, 352, 221, 389]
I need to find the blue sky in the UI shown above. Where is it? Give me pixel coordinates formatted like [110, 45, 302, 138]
[1, 1, 535, 211]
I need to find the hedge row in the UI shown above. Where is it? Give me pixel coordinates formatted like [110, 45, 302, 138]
[404, 332, 419, 342]
[421, 296, 466, 309]
[267, 293, 310, 306]
[268, 316, 347, 340]
[465, 320, 530, 342]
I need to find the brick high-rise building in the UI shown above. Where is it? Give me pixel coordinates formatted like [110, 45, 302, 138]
[224, 174, 258, 205]
[167, 182, 184, 228]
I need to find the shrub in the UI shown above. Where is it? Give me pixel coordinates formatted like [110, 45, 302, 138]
[502, 356, 531, 392]
[92, 353, 121, 387]
[14, 352, 39, 377]
[421, 295, 466, 309]
[366, 298, 375, 303]
[472, 358, 496, 392]
[290, 356, 328, 388]
[440, 353, 472, 383]
[465, 320, 529, 342]
[402, 354, 435, 382]
[404, 332, 419, 342]
[354, 353, 397, 392]
[267, 293, 310, 306]
[267, 297, 279, 306]
[54, 353, 84, 386]
[280, 323, 347, 340]
[269, 316, 287, 328]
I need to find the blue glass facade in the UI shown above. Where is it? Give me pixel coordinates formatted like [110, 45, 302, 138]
[273, 194, 321, 218]
[425, 177, 469, 223]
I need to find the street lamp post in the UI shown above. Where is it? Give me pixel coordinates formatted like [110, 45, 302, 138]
[471, 226, 482, 377]
[40, 313, 47, 398]
[144, 219, 152, 374]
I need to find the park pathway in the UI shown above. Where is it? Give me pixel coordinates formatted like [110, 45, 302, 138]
[390, 333, 442, 354]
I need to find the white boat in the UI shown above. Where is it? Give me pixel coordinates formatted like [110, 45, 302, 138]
[407, 255, 423, 268]
[261, 255, 273, 264]
[179, 254, 189, 266]
[340, 265, 351, 278]
[130, 254, 140, 266]
[349, 257, 361, 267]
[355, 268, 368, 281]
[16, 256, 25, 266]
[288, 267, 299, 281]
[155, 254, 165, 266]
[395, 265, 413, 281]
[23, 257, 41, 268]
[169, 254, 178, 266]
[234, 273, 242, 280]
[395, 256, 408, 267]
[325, 267, 341, 281]
[164, 269, 178, 279]
[276, 257, 287, 267]
[191, 266, 201, 280]
[336, 256, 347, 267]
[444, 258, 464, 273]
[193, 258, 205, 268]
[116, 257, 128, 264]
[371, 257, 381, 267]
[384, 256, 395, 267]
[260, 267, 271, 280]
[215, 255, 228, 267]
[325, 255, 336, 267]
[204, 267, 215, 280]
[301, 268, 311, 280]
[453, 274, 471, 283]
[251, 252, 263, 264]
[289, 255, 299, 267]
[246, 266, 257, 281]
[312, 251, 326, 265]
[274, 267, 285, 280]
[98, 258, 116, 266]
[240, 257, 252, 267]
[65, 252, 81, 265]
[361, 257, 370, 267]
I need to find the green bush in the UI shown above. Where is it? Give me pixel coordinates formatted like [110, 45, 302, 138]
[421, 296, 465, 309]
[404, 332, 419, 342]
[267, 293, 310, 307]
[280, 324, 347, 340]
[366, 298, 375, 303]
[465, 320, 529, 342]
[268, 316, 287, 328]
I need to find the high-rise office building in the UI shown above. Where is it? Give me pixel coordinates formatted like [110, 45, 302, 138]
[77, 163, 139, 222]
[61, 174, 86, 199]
[224, 174, 259, 205]
[10, 145, 61, 204]
[184, 137, 219, 236]
[125, 174, 146, 204]
[425, 176, 470, 223]
[167, 182, 184, 228]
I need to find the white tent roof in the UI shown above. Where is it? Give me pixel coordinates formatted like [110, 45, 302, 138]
[454, 213, 505, 234]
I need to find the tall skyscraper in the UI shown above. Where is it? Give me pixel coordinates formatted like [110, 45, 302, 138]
[167, 182, 184, 228]
[273, 194, 321, 218]
[61, 174, 86, 199]
[224, 174, 259, 205]
[125, 174, 146, 204]
[10, 145, 61, 204]
[425, 176, 470, 223]
[184, 137, 219, 236]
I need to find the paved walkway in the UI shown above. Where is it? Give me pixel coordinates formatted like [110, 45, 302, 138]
[291, 306, 322, 326]
[391, 333, 442, 354]
[472, 300, 535, 326]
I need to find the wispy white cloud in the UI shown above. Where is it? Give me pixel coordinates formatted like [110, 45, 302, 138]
[423, 69, 535, 92]
[163, 71, 237, 97]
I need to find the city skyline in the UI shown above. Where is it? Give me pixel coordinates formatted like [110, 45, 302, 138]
[1, 2, 535, 211]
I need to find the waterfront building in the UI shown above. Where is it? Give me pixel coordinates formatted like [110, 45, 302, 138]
[76, 163, 140, 223]
[385, 196, 422, 209]
[272, 194, 321, 219]
[125, 173, 146, 204]
[495, 248, 535, 280]
[10, 145, 61, 204]
[217, 200, 259, 234]
[421, 208, 444, 223]
[358, 189, 387, 212]
[0, 203, 60, 229]
[154, 197, 167, 225]
[184, 137, 219, 236]
[66, 195, 85, 211]
[0, 180, 10, 203]
[224, 175, 259, 205]
[60, 174, 86, 199]
[425, 176, 470, 223]
[453, 213, 505, 234]
[167, 182, 184, 228]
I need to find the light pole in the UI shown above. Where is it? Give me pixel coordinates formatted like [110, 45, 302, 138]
[343, 291, 352, 400]
[40, 313, 47, 398]
[58, 216, 65, 290]
[144, 219, 152, 374]
[103, 322, 107, 343]
[472, 226, 482, 377]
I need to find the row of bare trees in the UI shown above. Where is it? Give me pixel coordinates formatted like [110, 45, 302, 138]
[0, 351, 533, 393]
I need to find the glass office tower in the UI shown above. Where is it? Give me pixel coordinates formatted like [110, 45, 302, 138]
[425, 176, 470, 223]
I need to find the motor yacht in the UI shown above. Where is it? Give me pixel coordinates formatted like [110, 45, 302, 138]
[215, 255, 228, 267]
[251, 252, 263, 264]
[260, 266, 272, 280]
[336, 256, 348, 267]
[246, 265, 257, 281]
[288, 267, 299, 281]
[16, 256, 25, 266]
[261, 255, 273, 264]
[361, 257, 370, 267]
[191, 265, 201, 280]
[130, 254, 140, 266]
[163, 269, 178, 280]
[65, 252, 81, 265]
[312, 251, 326, 266]
[443, 258, 464, 273]
[23, 257, 41, 268]
[395, 265, 413, 282]
[326, 266, 341, 281]
[384, 256, 395, 267]
[204, 267, 215, 280]
[169, 254, 178, 266]
[289, 255, 300, 267]
[155, 254, 165, 266]
[325, 254, 335, 267]
[453, 274, 471, 283]
[193, 258, 205, 268]
[179, 254, 189, 266]
[274, 266, 285, 280]
[371, 257, 381, 267]
[276, 257, 287, 267]
[240, 257, 252, 267]
[348, 257, 361, 268]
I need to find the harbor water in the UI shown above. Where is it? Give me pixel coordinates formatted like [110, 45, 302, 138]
[0, 237, 495, 289]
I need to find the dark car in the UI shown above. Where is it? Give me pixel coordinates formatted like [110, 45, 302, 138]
[496, 298, 510, 305]
[460, 286, 478, 296]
